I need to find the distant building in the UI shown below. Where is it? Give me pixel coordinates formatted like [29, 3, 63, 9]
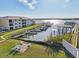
[0, 16, 35, 31]
[64, 22, 76, 28]
[56, 24, 72, 35]
[32, 20, 44, 24]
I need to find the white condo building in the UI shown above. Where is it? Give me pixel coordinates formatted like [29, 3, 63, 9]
[0, 16, 35, 31]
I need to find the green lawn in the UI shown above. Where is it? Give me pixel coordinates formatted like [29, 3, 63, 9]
[50, 32, 72, 43]
[0, 39, 20, 58]
[63, 32, 72, 42]
[52, 32, 76, 47]
[0, 40, 72, 58]
[10, 44, 72, 58]
[51, 35, 63, 43]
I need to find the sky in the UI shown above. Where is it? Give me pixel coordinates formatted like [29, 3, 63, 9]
[0, 0, 79, 18]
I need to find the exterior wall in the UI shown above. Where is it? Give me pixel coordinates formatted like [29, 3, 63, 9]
[0, 19, 9, 30]
[0, 27, 6, 33]
[26, 20, 33, 26]
[11, 19, 32, 29]
[12, 19, 22, 29]
[62, 40, 78, 58]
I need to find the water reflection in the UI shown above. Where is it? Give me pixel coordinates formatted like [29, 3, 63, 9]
[27, 25, 58, 42]
[24, 20, 79, 42]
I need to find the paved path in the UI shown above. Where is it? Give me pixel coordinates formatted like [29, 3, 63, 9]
[0, 35, 6, 42]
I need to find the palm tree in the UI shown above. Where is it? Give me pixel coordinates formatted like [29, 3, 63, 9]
[45, 32, 63, 56]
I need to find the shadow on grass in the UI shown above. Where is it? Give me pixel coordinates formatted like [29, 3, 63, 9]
[12, 38, 74, 58]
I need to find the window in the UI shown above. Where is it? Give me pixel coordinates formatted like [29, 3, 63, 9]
[10, 27, 13, 30]
[9, 24, 13, 26]
[15, 20, 17, 21]
[22, 19, 26, 22]
[19, 23, 21, 24]
[15, 23, 17, 25]
[22, 25, 26, 27]
[9, 20, 12, 22]
[15, 26, 19, 29]
[19, 20, 21, 21]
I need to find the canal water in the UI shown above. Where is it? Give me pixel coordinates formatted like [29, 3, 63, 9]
[22, 20, 78, 42]
[26, 25, 58, 42]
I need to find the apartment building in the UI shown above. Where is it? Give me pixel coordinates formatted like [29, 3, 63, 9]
[0, 26, 6, 33]
[0, 16, 35, 31]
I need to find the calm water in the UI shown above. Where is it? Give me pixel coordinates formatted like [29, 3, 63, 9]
[28, 25, 58, 42]
[23, 20, 79, 42]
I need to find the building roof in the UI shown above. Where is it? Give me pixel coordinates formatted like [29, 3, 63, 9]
[0, 16, 28, 20]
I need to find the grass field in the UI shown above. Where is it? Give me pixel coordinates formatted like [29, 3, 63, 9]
[51, 32, 72, 43]
[63, 32, 72, 42]
[0, 39, 20, 57]
[0, 39, 73, 58]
